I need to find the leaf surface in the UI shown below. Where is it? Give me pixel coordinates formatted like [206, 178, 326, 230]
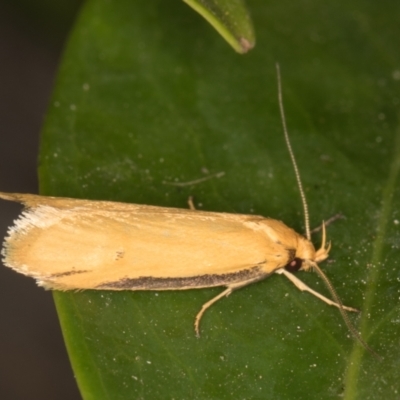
[37, 0, 400, 398]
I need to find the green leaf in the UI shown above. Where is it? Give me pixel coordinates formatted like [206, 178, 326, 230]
[183, 0, 255, 53]
[37, 0, 400, 398]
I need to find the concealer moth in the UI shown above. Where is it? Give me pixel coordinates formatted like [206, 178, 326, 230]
[0, 64, 378, 357]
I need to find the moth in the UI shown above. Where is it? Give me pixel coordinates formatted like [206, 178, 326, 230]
[0, 65, 377, 356]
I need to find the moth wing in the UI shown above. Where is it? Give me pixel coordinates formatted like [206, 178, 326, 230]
[1, 194, 293, 290]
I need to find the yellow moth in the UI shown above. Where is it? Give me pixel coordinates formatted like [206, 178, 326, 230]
[0, 65, 377, 357]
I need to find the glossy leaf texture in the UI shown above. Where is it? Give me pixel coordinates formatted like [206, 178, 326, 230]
[37, 0, 400, 398]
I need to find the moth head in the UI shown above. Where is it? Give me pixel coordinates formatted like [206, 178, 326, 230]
[283, 238, 314, 273]
[285, 221, 331, 273]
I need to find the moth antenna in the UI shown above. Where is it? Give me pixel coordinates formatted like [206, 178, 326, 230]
[276, 64, 311, 240]
[311, 262, 382, 360]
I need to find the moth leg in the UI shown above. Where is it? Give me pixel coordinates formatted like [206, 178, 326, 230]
[275, 268, 359, 313]
[194, 287, 232, 337]
[310, 213, 344, 234]
[188, 196, 196, 210]
[194, 279, 257, 337]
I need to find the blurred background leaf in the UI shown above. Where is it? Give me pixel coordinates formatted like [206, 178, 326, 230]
[1, 0, 400, 398]
[183, 0, 255, 52]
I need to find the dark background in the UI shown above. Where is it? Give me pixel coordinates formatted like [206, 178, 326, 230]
[0, 2, 82, 398]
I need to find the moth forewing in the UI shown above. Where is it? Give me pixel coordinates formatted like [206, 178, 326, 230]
[1, 192, 308, 291]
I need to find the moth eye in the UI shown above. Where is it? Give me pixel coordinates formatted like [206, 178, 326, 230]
[284, 257, 303, 273]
